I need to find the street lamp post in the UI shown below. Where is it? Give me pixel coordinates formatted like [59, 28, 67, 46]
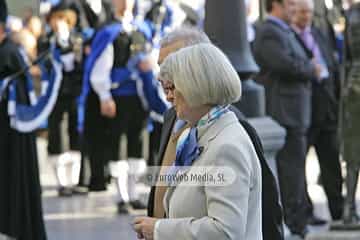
[204, 0, 286, 187]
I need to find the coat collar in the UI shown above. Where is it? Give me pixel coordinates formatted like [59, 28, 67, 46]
[197, 111, 238, 156]
[267, 16, 291, 32]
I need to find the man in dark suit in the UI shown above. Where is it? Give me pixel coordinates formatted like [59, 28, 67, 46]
[146, 26, 284, 240]
[292, 0, 343, 223]
[253, 0, 321, 237]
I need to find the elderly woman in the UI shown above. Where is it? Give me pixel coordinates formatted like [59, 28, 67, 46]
[134, 43, 262, 240]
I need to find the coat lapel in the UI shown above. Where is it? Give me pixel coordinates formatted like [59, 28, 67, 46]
[163, 112, 239, 216]
[158, 108, 177, 166]
[311, 27, 334, 70]
[292, 30, 314, 59]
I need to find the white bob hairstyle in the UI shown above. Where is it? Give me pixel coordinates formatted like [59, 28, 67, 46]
[159, 43, 241, 107]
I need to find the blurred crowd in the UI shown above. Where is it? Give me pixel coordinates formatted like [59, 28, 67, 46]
[0, 0, 205, 239]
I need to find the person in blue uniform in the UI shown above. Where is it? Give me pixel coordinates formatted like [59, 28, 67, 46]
[80, 0, 167, 213]
[46, 0, 85, 197]
[78, 0, 113, 30]
[0, 0, 47, 239]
